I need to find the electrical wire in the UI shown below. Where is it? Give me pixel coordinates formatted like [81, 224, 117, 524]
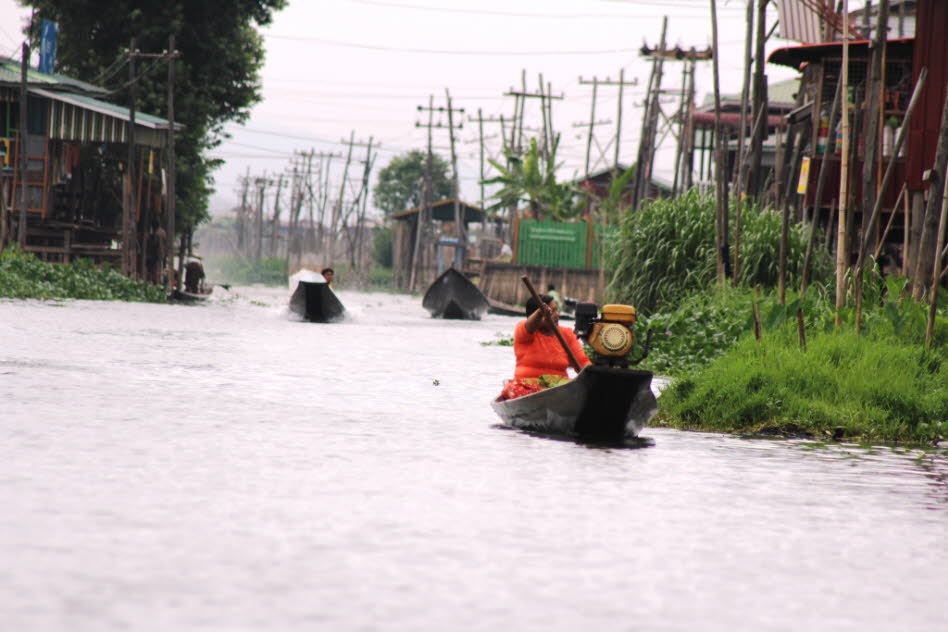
[264, 34, 640, 56]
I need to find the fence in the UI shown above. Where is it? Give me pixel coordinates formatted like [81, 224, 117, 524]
[515, 219, 615, 269]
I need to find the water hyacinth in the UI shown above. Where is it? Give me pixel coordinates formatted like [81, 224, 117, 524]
[0, 247, 166, 302]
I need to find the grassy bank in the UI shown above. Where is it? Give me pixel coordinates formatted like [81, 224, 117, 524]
[636, 280, 947, 444]
[0, 248, 166, 302]
[654, 327, 947, 444]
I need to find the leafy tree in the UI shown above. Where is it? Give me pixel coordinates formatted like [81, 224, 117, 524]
[484, 136, 583, 221]
[373, 150, 451, 215]
[371, 224, 393, 268]
[21, 0, 287, 233]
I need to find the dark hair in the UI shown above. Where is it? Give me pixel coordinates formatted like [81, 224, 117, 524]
[321, 267, 334, 275]
[547, 283, 556, 291]
[525, 294, 554, 317]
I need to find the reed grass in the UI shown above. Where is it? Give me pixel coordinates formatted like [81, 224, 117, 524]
[606, 192, 834, 314]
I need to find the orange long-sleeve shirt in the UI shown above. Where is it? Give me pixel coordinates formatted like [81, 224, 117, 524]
[513, 320, 591, 379]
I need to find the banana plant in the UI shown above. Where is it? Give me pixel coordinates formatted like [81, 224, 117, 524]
[483, 136, 584, 221]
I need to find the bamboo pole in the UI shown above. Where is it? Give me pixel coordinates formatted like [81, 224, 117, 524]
[710, 0, 727, 285]
[734, 0, 754, 195]
[854, 67, 927, 333]
[835, 0, 851, 323]
[874, 183, 906, 260]
[926, 163, 948, 346]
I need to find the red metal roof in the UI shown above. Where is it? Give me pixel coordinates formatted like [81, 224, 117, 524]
[692, 111, 787, 130]
[768, 38, 914, 69]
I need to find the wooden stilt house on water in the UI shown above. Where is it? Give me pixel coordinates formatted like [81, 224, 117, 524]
[0, 57, 177, 279]
[767, 0, 947, 278]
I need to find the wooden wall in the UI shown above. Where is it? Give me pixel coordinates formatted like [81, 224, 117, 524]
[478, 261, 604, 307]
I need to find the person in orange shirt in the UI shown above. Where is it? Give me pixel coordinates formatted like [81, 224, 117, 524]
[513, 294, 591, 380]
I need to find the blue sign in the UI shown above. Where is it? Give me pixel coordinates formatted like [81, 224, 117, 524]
[39, 20, 58, 74]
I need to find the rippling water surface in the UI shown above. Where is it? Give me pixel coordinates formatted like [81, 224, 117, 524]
[1, 286, 946, 631]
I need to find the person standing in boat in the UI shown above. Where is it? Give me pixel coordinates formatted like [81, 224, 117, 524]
[546, 283, 563, 309]
[184, 258, 205, 294]
[513, 294, 591, 380]
[321, 267, 335, 288]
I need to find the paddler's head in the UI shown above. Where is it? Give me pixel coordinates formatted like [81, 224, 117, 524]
[526, 294, 558, 331]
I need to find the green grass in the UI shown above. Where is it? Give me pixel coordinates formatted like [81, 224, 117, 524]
[205, 256, 287, 286]
[0, 247, 166, 302]
[656, 327, 948, 444]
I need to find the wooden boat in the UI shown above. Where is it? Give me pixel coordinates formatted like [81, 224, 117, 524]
[491, 366, 657, 439]
[289, 279, 345, 322]
[487, 297, 523, 317]
[170, 287, 213, 302]
[422, 267, 489, 320]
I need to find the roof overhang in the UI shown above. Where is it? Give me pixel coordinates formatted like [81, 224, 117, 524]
[391, 198, 487, 223]
[768, 37, 914, 69]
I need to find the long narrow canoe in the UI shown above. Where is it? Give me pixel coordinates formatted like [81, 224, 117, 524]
[170, 287, 213, 302]
[491, 366, 657, 439]
[289, 280, 345, 322]
[422, 267, 490, 320]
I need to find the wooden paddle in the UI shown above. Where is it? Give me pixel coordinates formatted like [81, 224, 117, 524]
[521, 275, 582, 372]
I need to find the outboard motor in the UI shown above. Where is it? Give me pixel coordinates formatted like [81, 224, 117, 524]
[574, 302, 652, 367]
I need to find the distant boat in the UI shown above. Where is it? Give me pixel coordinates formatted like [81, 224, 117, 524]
[289, 275, 345, 323]
[486, 297, 523, 317]
[170, 287, 213, 302]
[422, 267, 489, 320]
[491, 366, 657, 440]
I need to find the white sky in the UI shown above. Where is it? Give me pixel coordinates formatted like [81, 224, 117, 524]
[0, 0, 875, 217]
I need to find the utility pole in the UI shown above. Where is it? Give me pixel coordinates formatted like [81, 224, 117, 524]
[467, 108, 501, 210]
[579, 73, 639, 172]
[125, 38, 136, 276]
[631, 18, 668, 210]
[255, 174, 268, 261]
[237, 166, 249, 253]
[410, 96, 436, 292]
[269, 173, 285, 257]
[416, 95, 465, 269]
[503, 83, 565, 156]
[333, 131, 356, 263]
[445, 88, 464, 265]
[734, 0, 754, 196]
[165, 35, 180, 291]
[748, 0, 769, 197]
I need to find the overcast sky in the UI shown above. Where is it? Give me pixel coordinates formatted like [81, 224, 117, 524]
[0, 0, 875, 217]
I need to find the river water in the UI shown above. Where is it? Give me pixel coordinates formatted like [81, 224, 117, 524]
[1, 285, 946, 631]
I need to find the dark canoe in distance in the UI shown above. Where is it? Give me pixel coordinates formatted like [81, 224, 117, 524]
[422, 267, 490, 320]
[289, 280, 346, 322]
[170, 287, 213, 302]
[487, 297, 523, 317]
[491, 366, 657, 440]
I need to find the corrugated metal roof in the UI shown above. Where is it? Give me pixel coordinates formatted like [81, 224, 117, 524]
[0, 58, 108, 95]
[32, 88, 174, 129]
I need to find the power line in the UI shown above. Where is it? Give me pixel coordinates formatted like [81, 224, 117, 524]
[264, 34, 640, 56]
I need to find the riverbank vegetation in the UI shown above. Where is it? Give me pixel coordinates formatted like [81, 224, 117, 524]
[0, 248, 166, 302]
[606, 194, 947, 445]
[206, 256, 288, 286]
